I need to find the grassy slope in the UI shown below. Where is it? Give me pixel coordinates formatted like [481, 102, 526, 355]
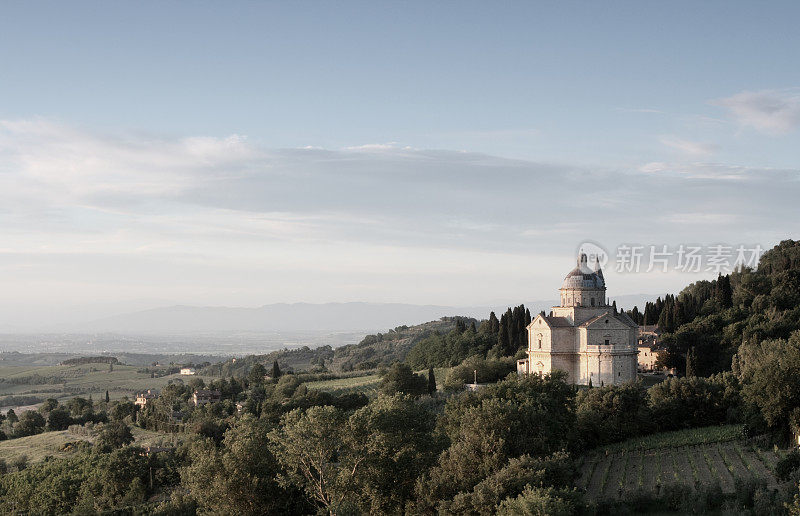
[0, 426, 183, 464]
[206, 319, 460, 376]
[0, 364, 215, 409]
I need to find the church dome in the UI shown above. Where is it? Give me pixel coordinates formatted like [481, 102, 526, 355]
[561, 253, 605, 290]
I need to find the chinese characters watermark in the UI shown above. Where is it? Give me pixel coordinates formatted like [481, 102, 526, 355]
[612, 244, 763, 274]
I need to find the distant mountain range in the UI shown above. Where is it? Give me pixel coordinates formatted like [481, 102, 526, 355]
[76, 295, 660, 335]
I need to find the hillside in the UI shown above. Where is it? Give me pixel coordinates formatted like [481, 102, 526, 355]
[204, 317, 467, 375]
[577, 425, 787, 506]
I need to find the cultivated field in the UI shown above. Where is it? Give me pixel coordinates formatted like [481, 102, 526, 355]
[0, 363, 215, 411]
[302, 367, 448, 397]
[304, 374, 382, 396]
[577, 425, 787, 502]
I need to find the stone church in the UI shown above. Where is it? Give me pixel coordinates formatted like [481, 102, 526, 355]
[517, 252, 638, 386]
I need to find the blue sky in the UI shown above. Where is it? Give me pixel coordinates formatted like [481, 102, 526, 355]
[1, 2, 799, 328]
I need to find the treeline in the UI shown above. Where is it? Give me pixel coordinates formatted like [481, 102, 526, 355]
[623, 239, 800, 377]
[205, 318, 462, 376]
[407, 306, 530, 369]
[60, 356, 120, 366]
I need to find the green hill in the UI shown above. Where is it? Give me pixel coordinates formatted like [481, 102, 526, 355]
[204, 317, 469, 375]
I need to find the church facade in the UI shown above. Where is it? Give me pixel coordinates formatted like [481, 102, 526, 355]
[517, 252, 638, 386]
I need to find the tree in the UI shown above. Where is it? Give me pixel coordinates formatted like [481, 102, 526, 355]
[416, 372, 576, 511]
[379, 363, 427, 397]
[109, 400, 136, 421]
[13, 411, 46, 437]
[182, 417, 306, 515]
[685, 348, 697, 377]
[427, 367, 437, 395]
[495, 485, 577, 516]
[348, 395, 441, 513]
[488, 312, 500, 334]
[248, 363, 267, 385]
[95, 421, 134, 451]
[271, 360, 281, 380]
[734, 330, 800, 429]
[575, 382, 653, 448]
[47, 407, 73, 431]
[68, 397, 92, 418]
[105, 390, 110, 403]
[38, 398, 59, 415]
[269, 406, 362, 514]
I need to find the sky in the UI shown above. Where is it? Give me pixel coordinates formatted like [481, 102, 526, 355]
[1, 1, 799, 329]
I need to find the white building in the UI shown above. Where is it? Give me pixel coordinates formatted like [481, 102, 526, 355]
[180, 368, 196, 375]
[135, 390, 158, 408]
[517, 252, 638, 386]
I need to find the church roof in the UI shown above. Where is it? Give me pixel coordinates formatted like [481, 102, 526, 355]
[544, 316, 573, 327]
[579, 311, 639, 328]
[561, 252, 605, 290]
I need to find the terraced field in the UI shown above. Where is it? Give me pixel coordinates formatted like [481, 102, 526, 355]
[304, 374, 382, 396]
[303, 367, 448, 397]
[577, 425, 787, 502]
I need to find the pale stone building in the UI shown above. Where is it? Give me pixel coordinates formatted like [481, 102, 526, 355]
[637, 346, 658, 371]
[135, 390, 158, 408]
[517, 252, 638, 386]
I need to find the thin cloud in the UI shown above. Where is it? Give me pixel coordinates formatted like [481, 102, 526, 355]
[659, 136, 719, 157]
[712, 89, 800, 134]
[1, 118, 799, 321]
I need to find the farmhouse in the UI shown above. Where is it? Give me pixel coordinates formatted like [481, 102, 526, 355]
[517, 252, 638, 385]
[637, 345, 659, 371]
[180, 367, 196, 375]
[134, 390, 158, 408]
[193, 389, 221, 406]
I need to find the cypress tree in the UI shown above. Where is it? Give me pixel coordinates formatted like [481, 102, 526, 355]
[685, 348, 696, 377]
[470, 320, 477, 333]
[488, 312, 500, 334]
[427, 367, 436, 395]
[720, 275, 733, 308]
[271, 360, 281, 379]
[105, 390, 110, 403]
[498, 316, 511, 356]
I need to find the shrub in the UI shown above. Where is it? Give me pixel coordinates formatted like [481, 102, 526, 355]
[379, 363, 427, 396]
[443, 356, 516, 390]
[495, 485, 579, 516]
[776, 448, 800, 481]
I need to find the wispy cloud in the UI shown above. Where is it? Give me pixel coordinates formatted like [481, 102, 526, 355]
[659, 136, 719, 157]
[616, 107, 665, 114]
[1, 118, 799, 319]
[712, 89, 800, 134]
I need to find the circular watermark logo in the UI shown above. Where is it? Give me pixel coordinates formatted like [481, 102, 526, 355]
[576, 241, 609, 269]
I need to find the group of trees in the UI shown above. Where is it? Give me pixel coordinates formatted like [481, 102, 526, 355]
[0, 396, 106, 440]
[406, 305, 531, 370]
[622, 240, 800, 377]
[1, 350, 799, 514]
